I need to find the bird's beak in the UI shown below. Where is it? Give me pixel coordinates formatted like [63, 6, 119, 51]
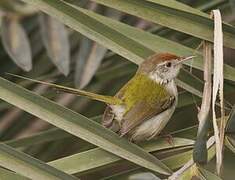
[176, 55, 196, 65]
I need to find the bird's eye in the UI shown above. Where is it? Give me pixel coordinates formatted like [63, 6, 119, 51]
[165, 62, 172, 67]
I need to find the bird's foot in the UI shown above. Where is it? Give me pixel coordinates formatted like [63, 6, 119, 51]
[160, 133, 174, 147]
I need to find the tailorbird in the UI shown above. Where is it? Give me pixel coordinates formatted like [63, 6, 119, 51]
[8, 53, 194, 142]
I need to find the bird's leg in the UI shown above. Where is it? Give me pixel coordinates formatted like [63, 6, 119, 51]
[159, 133, 174, 146]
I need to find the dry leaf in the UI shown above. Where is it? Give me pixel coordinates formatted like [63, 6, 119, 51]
[211, 9, 225, 176]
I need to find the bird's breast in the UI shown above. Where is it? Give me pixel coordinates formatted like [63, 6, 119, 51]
[121, 74, 173, 111]
[164, 80, 178, 101]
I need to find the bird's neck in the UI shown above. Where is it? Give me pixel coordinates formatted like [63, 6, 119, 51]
[148, 72, 170, 85]
[147, 72, 178, 97]
[133, 72, 177, 97]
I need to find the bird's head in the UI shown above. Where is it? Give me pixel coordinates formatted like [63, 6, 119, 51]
[138, 53, 195, 83]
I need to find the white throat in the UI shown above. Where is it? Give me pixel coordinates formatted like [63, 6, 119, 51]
[149, 72, 178, 97]
[149, 72, 169, 85]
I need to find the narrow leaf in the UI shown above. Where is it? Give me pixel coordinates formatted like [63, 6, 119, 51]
[39, 13, 70, 75]
[68, 5, 235, 82]
[198, 167, 222, 180]
[1, 16, 32, 71]
[5, 116, 101, 148]
[0, 143, 77, 180]
[0, 77, 172, 175]
[226, 105, 235, 134]
[126, 172, 160, 180]
[21, 0, 153, 64]
[5, 128, 69, 148]
[225, 135, 235, 154]
[75, 9, 122, 88]
[0, 167, 29, 180]
[169, 164, 222, 180]
[105, 150, 194, 180]
[92, 0, 235, 49]
[48, 138, 194, 174]
[20, 0, 235, 82]
[111, 141, 216, 180]
[145, 0, 209, 17]
[176, 68, 203, 98]
[75, 37, 107, 88]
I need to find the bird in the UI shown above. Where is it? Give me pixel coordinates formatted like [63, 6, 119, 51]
[102, 53, 194, 142]
[7, 53, 194, 142]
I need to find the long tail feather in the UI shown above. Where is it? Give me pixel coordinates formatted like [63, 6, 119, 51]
[6, 73, 122, 105]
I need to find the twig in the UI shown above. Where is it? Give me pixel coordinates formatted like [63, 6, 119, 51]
[193, 41, 212, 164]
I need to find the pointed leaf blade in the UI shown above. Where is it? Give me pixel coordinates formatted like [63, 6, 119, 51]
[75, 37, 107, 88]
[1, 16, 32, 71]
[39, 13, 70, 76]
